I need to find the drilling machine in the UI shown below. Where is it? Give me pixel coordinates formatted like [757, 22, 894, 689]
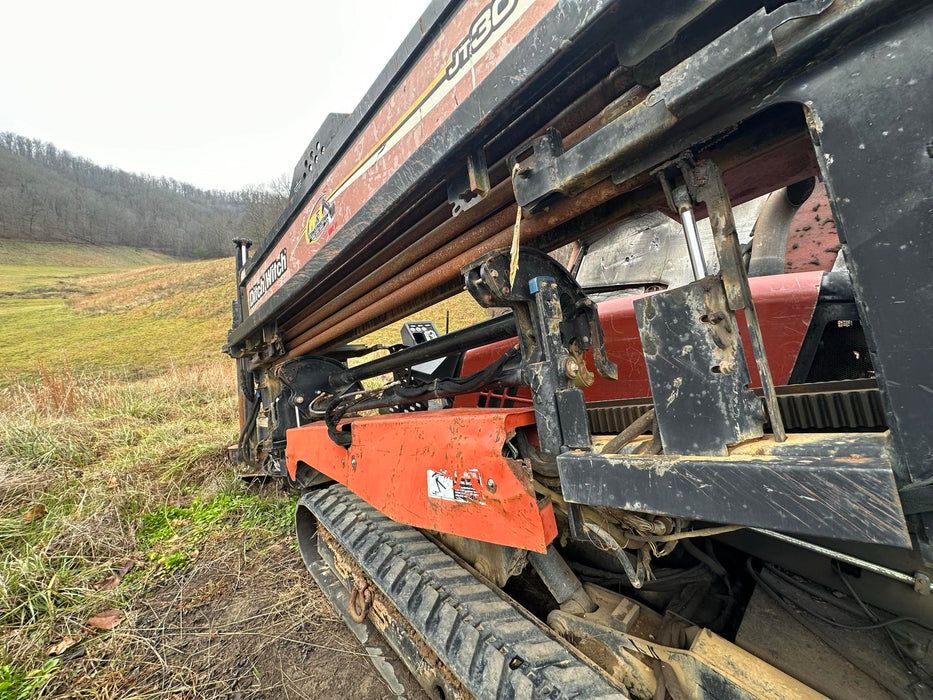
[225, 1, 933, 697]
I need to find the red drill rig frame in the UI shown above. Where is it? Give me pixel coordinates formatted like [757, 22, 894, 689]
[226, 1, 933, 697]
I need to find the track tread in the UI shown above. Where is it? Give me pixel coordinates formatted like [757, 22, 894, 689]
[301, 484, 626, 699]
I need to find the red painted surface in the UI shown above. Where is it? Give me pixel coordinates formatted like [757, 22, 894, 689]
[455, 271, 824, 407]
[246, 0, 555, 313]
[784, 182, 841, 273]
[285, 408, 557, 553]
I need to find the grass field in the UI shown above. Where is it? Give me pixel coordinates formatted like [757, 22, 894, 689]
[0, 240, 482, 698]
[0, 241, 230, 378]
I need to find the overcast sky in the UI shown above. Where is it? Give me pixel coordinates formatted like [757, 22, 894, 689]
[0, 0, 429, 192]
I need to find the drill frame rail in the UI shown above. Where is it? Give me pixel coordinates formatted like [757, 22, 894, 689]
[227, 1, 933, 697]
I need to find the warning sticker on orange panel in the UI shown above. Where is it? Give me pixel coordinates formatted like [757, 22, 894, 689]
[427, 468, 485, 504]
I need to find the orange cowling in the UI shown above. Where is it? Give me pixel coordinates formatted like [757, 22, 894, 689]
[285, 408, 557, 553]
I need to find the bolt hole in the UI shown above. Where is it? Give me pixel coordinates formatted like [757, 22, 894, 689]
[432, 684, 447, 700]
[509, 656, 524, 669]
[700, 314, 710, 323]
[710, 365, 722, 374]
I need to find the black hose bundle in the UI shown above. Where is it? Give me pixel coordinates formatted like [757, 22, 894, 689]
[324, 348, 521, 446]
[237, 391, 262, 469]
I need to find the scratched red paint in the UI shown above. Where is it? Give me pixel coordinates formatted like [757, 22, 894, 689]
[455, 271, 824, 406]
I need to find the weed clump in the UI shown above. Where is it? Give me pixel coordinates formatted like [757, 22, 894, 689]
[138, 493, 293, 573]
[0, 659, 60, 700]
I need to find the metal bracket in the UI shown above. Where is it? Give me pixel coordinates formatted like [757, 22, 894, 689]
[463, 247, 616, 455]
[447, 149, 490, 217]
[509, 0, 834, 210]
[679, 156, 786, 441]
[652, 155, 787, 442]
[634, 277, 764, 456]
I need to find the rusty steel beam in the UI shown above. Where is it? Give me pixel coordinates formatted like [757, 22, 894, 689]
[278, 63, 630, 340]
[282, 78, 638, 350]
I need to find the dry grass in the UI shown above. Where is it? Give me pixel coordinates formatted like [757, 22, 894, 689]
[0, 361, 354, 697]
[0, 247, 450, 698]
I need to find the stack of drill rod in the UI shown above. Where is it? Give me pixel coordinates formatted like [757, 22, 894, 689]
[274, 47, 815, 360]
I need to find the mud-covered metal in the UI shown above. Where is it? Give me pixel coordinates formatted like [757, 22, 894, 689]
[587, 379, 888, 436]
[500, 0, 926, 527]
[510, 0, 837, 209]
[634, 277, 763, 456]
[558, 432, 910, 547]
[549, 611, 824, 700]
[456, 271, 824, 409]
[678, 157, 787, 442]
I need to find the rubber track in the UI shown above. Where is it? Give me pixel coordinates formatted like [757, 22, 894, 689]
[301, 484, 626, 700]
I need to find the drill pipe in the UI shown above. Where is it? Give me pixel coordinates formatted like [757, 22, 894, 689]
[279, 67, 632, 342]
[283, 176, 654, 358]
[283, 78, 637, 350]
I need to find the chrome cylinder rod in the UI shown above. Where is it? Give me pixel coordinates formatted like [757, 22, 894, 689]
[673, 185, 707, 280]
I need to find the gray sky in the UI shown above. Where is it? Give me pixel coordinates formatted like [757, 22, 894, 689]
[0, 0, 429, 192]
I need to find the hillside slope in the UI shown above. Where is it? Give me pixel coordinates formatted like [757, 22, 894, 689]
[0, 242, 232, 378]
[0, 133, 288, 258]
[0, 240, 487, 378]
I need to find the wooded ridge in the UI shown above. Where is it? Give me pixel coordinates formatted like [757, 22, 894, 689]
[0, 132, 287, 259]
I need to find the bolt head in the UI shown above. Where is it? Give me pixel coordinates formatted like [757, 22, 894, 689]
[564, 358, 580, 378]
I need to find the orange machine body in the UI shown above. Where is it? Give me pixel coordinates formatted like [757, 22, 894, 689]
[285, 408, 557, 553]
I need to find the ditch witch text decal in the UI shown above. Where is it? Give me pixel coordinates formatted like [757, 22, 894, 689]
[248, 248, 287, 309]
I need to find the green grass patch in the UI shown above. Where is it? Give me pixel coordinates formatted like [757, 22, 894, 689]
[0, 264, 120, 295]
[139, 492, 294, 573]
[0, 296, 228, 376]
[0, 659, 59, 700]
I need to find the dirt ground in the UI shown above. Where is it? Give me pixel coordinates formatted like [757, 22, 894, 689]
[55, 527, 420, 699]
[4, 475, 427, 699]
[128, 545, 392, 698]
